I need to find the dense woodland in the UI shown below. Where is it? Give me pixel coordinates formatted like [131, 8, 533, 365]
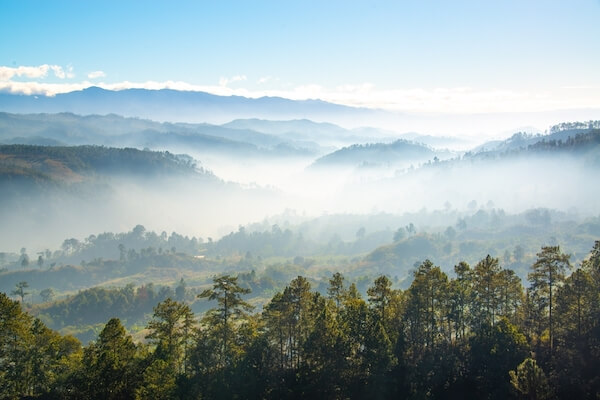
[1, 241, 599, 399]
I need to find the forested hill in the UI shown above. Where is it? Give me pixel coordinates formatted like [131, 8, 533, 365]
[0, 144, 209, 184]
[311, 139, 443, 168]
[528, 128, 600, 153]
[473, 121, 600, 154]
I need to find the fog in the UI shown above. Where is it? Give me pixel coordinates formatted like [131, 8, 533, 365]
[1, 110, 598, 255]
[1, 139, 598, 255]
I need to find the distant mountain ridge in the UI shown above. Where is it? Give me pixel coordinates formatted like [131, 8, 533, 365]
[222, 118, 400, 147]
[0, 87, 385, 125]
[0, 112, 322, 158]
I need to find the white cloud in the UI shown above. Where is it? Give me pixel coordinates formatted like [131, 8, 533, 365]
[219, 75, 247, 87]
[88, 70, 106, 79]
[258, 76, 281, 85]
[0, 64, 73, 80]
[50, 65, 66, 79]
[0, 80, 94, 96]
[0, 65, 50, 80]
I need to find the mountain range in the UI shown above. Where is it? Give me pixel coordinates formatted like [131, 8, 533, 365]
[0, 87, 385, 126]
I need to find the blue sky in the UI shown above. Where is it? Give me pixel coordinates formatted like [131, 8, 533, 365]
[1, 0, 599, 113]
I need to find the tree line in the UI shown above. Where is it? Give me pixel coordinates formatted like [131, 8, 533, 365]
[1, 242, 599, 399]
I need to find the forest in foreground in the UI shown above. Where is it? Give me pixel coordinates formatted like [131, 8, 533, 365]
[1, 241, 599, 399]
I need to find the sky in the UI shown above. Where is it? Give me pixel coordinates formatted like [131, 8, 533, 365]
[1, 0, 600, 114]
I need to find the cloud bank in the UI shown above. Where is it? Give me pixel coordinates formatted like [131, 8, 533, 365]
[1, 64, 600, 115]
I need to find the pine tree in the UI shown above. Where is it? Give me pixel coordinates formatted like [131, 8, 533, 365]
[472, 255, 502, 329]
[82, 318, 139, 399]
[146, 298, 195, 373]
[528, 246, 571, 356]
[509, 358, 553, 400]
[327, 272, 346, 310]
[198, 274, 253, 368]
[367, 275, 393, 328]
[405, 260, 448, 356]
[11, 281, 29, 304]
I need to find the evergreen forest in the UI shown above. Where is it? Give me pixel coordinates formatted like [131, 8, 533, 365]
[1, 242, 599, 399]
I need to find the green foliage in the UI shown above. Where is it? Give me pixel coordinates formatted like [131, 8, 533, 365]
[528, 246, 571, 355]
[146, 298, 195, 374]
[10, 281, 29, 303]
[2, 240, 600, 398]
[79, 318, 141, 399]
[136, 359, 176, 400]
[198, 275, 253, 368]
[0, 144, 200, 184]
[0, 292, 82, 399]
[510, 358, 553, 400]
[37, 283, 174, 333]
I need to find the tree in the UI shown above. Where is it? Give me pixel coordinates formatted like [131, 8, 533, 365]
[363, 319, 394, 398]
[82, 318, 140, 399]
[356, 227, 366, 239]
[528, 246, 570, 355]
[445, 226, 457, 240]
[405, 260, 448, 356]
[28, 319, 82, 398]
[339, 284, 369, 394]
[146, 298, 195, 374]
[175, 278, 186, 302]
[556, 268, 594, 342]
[11, 281, 30, 303]
[470, 319, 529, 398]
[118, 244, 126, 262]
[61, 238, 81, 256]
[262, 276, 314, 375]
[498, 268, 524, 325]
[509, 358, 553, 400]
[136, 359, 176, 400]
[582, 240, 600, 317]
[39, 288, 54, 303]
[198, 275, 253, 368]
[405, 223, 416, 237]
[301, 298, 345, 398]
[393, 228, 405, 242]
[448, 261, 472, 341]
[327, 272, 346, 309]
[471, 255, 502, 329]
[0, 292, 32, 398]
[286, 276, 314, 370]
[514, 245, 525, 263]
[0, 293, 81, 399]
[552, 266, 597, 398]
[367, 275, 393, 326]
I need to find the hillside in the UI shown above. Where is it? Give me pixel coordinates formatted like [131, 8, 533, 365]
[473, 120, 600, 153]
[0, 144, 207, 185]
[0, 112, 320, 158]
[311, 139, 443, 168]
